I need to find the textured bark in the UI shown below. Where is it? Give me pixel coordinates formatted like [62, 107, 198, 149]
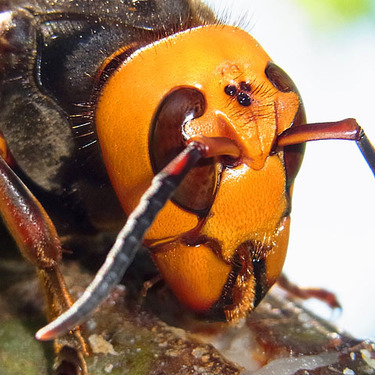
[1, 238, 374, 375]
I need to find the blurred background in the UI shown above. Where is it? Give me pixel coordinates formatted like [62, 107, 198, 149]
[203, 0, 375, 340]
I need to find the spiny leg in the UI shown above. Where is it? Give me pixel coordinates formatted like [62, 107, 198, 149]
[277, 118, 375, 309]
[0, 135, 88, 374]
[37, 268, 88, 374]
[277, 273, 341, 310]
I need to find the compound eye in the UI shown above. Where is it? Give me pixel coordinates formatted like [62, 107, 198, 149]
[149, 88, 218, 215]
[283, 104, 307, 190]
[265, 62, 307, 190]
[265, 62, 298, 93]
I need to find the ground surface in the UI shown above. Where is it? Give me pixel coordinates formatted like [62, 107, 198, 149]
[1, 231, 374, 375]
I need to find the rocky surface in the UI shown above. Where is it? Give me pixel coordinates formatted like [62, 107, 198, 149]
[1, 235, 374, 375]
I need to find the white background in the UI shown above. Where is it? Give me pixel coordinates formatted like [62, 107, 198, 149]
[203, 0, 375, 340]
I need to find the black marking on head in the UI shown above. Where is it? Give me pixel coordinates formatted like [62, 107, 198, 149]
[207, 251, 243, 321]
[252, 258, 268, 308]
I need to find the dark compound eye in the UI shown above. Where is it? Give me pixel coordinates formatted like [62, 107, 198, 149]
[237, 92, 252, 107]
[224, 85, 237, 96]
[283, 104, 307, 191]
[239, 81, 251, 92]
[149, 87, 219, 215]
[264, 62, 305, 191]
[265, 62, 297, 93]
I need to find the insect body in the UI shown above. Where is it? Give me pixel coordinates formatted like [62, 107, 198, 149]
[0, 0, 374, 372]
[94, 24, 304, 322]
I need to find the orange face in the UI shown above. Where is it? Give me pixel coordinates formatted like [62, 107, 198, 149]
[95, 25, 305, 321]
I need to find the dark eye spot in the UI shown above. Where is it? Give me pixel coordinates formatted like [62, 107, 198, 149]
[239, 81, 251, 92]
[265, 62, 297, 93]
[237, 92, 252, 107]
[224, 85, 237, 96]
